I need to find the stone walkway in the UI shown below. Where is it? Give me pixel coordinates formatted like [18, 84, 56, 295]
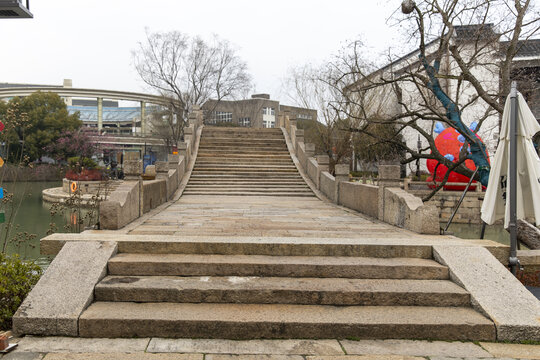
[128, 195, 407, 238]
[3, 336, 540, 359]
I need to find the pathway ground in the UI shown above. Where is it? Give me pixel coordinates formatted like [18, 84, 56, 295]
[3, 336, 540, 359]
[128, 195, 404, 238]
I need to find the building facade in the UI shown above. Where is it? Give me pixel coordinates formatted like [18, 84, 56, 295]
[346, 25, 540, 175]
[202, 94, 316, 129]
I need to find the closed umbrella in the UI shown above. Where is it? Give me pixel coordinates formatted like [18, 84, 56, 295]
[481, 91, 540, 227]
[482, 93, 540, 232]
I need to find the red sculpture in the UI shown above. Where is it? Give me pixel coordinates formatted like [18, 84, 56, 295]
[426, 125, 488, 191]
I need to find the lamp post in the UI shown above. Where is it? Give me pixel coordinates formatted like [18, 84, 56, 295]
[0, 0, 33, 18]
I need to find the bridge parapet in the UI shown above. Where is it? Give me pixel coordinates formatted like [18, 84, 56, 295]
[283, 117, 439, 234]
[98, 108, 203, 229]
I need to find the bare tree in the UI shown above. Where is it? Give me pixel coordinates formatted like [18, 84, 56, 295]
[133, 30, 252, 147]
[283, 64, 354, 173]
[147, 101, 183, 153]
[341, 0, 539, 198]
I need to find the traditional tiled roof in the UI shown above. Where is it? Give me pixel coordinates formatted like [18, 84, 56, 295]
[501, 38, 540, 58]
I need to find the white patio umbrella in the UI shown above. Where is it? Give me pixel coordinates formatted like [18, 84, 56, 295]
[481, 91, 540, 227]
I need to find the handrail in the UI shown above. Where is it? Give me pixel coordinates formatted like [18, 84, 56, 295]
[442, 167, 479, 234]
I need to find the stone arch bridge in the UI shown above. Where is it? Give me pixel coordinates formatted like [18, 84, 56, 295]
[12, 114, 540, 342]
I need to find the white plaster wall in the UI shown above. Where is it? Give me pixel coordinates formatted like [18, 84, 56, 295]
[356, 39, 501, 175]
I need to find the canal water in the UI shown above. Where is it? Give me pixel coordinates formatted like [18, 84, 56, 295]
[0, 181, 76, 267]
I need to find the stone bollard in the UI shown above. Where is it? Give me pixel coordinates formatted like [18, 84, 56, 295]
[184, 126, 193, 146]
[289, 119, 297, 129]
[315, 155, 330, 173]
[334, 163, 350, 204]
[377, 165, 401, 221]
[123, 160, 143, 180]
[178, 143, 189, 159]
[155, 161, 169, 176]
[123, 159, 143, 216]
[168, 154, 180, 165]
[295, 129, 304, 146]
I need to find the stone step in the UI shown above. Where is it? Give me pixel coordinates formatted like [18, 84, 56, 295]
[203, 127, 283, 133]
[184, 188, 312, 193]
[197, 151, 291, 155]
[202, 129, 283, 134]
[191, 171, 300, 176]
[193, 164, 297, 169]
[41, 234, 437, 258]
[189, 176, 304, 180]
[197, 154, 292, 159]
[198, 144, 287, 150]
[189, 175, 302, 179]
[195, 161, 294, 166]
[202, 134, 285, 139]
[195, 159, 294, 164]
[202, 131, 283, 135]
[185, 184, 310, 189]
[187, 181, 307, 185]
[181, 191, 315, 197]
[199, 140, 286, 146]
[95, 275, 470, 307]
[107, 254, 449, 279]
[192, 168, 299, 173]
[79, 302, 495, 340]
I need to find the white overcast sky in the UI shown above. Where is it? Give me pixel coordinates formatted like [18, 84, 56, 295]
[1, 0, 403, 100]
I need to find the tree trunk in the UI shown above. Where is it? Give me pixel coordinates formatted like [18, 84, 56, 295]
[512, 219, 540, 250]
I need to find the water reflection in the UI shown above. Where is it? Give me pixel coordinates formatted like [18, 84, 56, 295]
[0, 181, 74, 267]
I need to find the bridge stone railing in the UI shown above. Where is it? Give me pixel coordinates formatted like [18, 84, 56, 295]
[283, 117, 439, 234]
[99, 107, 203, 230]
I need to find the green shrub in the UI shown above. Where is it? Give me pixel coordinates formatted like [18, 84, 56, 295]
[0, 253, 42, 330]
[68, 156, 98, 170]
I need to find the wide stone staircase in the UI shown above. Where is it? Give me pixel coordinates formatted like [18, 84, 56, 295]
[78, 238, 495, 340]
[184, 126, 313, 197]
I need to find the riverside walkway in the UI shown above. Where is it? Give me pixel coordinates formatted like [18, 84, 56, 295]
[11, 126, 540, 346]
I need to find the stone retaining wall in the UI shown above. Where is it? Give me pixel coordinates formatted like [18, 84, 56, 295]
[409, 189, 485, 224]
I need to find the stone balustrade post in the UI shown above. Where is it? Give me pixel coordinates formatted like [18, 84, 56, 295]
[123, 160, 143, 180]
[377, 165, 401, 221]
[305, 143, 315, 158]
[315, 155, 330, 173]
[295, 129, 304, 149]
[155, 161, 169, 179]
[168, 154, 180, 165]
[334, 163, 349, 204]
[289, 119, 297, 129]
[191, 104, 204, 126]
[284, 115, 290, 132]
[123, 159, 143, 216]
[178, 143, 189, 159]
[184, 126, 193, 145]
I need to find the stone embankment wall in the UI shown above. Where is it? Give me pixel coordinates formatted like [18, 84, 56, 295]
[283, 116, 439, 234]
[407, 185, 485, 224]
[99, 108, 203, 230]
